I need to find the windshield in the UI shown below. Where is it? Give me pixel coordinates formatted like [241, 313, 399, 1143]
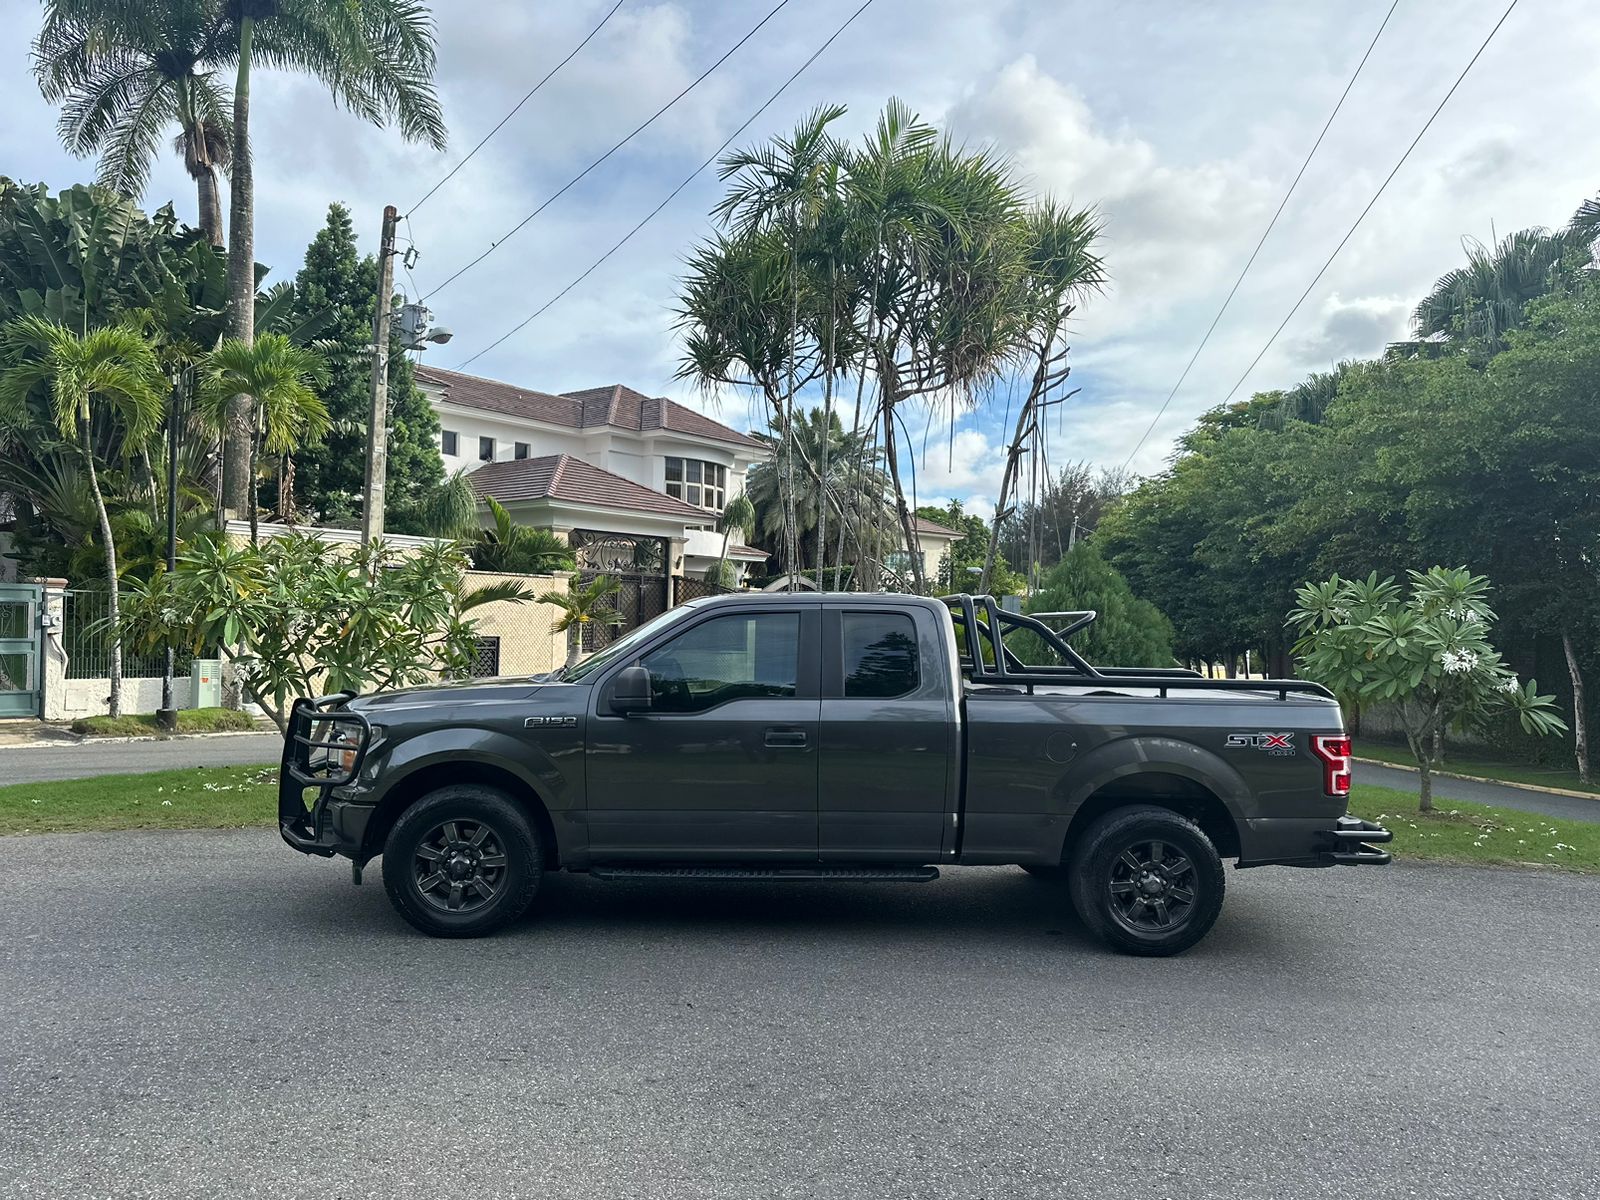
[558, 603, 701, 682]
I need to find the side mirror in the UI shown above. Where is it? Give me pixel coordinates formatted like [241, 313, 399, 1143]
[609, 665, 653, 716]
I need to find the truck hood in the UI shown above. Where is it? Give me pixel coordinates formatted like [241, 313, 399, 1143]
[348, 677, 556, 712]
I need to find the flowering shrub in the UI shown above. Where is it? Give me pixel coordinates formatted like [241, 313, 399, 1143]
[118, 532, 532, 731]
[1289, 567, 1565, 811]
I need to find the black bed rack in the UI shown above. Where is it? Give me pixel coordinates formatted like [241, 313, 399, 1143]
[938, 594, 1333, 702]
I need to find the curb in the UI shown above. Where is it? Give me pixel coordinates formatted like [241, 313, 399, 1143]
[1, 728, 277, 750]
[1354, 755, 1600, 803]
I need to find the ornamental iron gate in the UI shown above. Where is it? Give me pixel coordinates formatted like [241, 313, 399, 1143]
[570, 530, 669, 653]
[0, 583, 42, 717]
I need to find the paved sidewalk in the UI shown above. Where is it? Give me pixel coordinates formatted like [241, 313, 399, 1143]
[1357, 760, 1600, 824]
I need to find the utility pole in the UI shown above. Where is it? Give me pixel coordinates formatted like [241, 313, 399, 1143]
[1068, 515, 1079, 552]
[361, 204, 398, 546]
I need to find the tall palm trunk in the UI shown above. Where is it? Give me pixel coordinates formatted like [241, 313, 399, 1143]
[222, 17, 256, 520]
[1563, 628, 1591, 784]
[195, 165, 224, 248]
[882, 394, 925, 594]
[80, 409, 121, 718]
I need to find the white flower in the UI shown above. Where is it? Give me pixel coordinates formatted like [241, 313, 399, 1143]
[1440, 648, 1480, 674]
[1499, 677, 1521, 694]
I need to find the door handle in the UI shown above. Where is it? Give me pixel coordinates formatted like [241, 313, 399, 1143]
[764, 727, 808, 748]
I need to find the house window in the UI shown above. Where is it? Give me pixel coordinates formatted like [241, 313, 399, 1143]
[514, 442, 530, 460]
[441, 430, 458, 456]
[664, 457, 727, 512]
[478, 436, 496, 462]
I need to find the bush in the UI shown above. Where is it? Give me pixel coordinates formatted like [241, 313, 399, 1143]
[70, 707, 259, 737]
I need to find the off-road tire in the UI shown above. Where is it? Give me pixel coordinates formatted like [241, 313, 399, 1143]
[1067, 805, 1225, 957]
[382, 786, 543, 938]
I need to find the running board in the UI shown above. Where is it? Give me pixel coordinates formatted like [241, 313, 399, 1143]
[589, 865, 940, 882]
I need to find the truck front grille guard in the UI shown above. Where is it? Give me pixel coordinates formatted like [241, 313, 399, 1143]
[278, 694, 371, 855]
[938, 594, 1334, 702]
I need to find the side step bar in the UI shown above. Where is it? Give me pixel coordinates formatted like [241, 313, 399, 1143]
[590, 865, 940, 882]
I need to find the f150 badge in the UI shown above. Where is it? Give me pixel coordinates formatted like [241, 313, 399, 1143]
[524, 716, 578, 728]
[1226, 731, 1295, 756]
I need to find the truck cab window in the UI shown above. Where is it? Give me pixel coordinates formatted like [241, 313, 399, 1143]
[842, 612, 919, 697]
[643, 613, 799, 714]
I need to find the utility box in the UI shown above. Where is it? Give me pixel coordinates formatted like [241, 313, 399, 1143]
[189, 659, 222, 709]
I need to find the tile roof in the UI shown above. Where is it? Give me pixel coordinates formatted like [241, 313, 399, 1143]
[913, 516, 962, 538]
[416, 365, 766, 451]
[468, 454, 712, 521]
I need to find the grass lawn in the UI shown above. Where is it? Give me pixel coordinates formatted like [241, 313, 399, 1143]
[1348, 783, 1600, 872]
[0, 764, 279, 835]
[1355, 739, 1600, 795]
[69, 707, 261, 738]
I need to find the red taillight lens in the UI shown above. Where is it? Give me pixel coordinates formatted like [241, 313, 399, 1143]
[1312, 735, 1352, 796]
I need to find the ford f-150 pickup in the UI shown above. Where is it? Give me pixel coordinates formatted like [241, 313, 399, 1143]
[279, 592, 1391, 955]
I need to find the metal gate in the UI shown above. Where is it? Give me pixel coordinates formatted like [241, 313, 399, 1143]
[570, 530, 669, 653]
[0, 583, 42, 718]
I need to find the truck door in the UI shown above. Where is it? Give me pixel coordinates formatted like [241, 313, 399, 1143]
[585, 605, 821, 860]
[818, 606, 957, 861]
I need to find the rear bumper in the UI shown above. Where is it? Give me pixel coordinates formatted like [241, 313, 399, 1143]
[1237, 813, 1393, 868]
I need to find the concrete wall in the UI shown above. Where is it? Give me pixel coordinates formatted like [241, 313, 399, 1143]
[464, 570, 571, 676]
[56, 676, 193, 721]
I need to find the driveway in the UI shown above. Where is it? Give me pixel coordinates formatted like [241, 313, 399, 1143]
[1, 829, 1596, 1199]
[0, 733, 281, 784]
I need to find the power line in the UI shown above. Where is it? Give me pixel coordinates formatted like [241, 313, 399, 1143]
[423, 0, 797, 302]
[457, 0, 876, 371]
[406, 0, 630, 217]
[1120, 0, 1402, 472]
[1214, 0, 1520, 411]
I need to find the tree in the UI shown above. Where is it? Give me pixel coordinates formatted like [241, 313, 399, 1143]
[216, 0, 448, 515]
[0, 317, 164, 716]
[33, 0, 232, 244]
[713, 492, 756, 589]
[1023, 541, 1174, 668]
[194, 332, 329, 542]
[980, 201, 1105, 593]
[119, 532, 530, 730]
[286, 203, 443, 526]
[1290, 568, 1566, 811]
[471, 496, 574, 575]
[539, 575, 624, 669]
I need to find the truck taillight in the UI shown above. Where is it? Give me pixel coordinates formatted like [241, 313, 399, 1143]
[1312, 735, 1352, 797]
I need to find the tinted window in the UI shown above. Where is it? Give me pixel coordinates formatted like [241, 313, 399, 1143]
[441, 430, 458, 455]
[478, 436, 495, 462]
[642, 613, 799, 714]
[514, 442, 530, 460]
[843, 612, 919, 698]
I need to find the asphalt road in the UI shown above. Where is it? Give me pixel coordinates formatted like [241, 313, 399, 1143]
[1356, 760, 1600, 823]
[1, 829, 1596, 1199]
[0, 733, 282, 784]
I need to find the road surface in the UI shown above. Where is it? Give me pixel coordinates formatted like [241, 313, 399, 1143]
[1356, 760, 1600, 823]
[1, 828, 1596, 1199]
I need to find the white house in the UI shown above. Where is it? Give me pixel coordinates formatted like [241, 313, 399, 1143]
[415, 365, 771, 583]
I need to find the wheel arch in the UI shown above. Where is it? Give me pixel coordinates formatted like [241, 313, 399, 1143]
[360, 757, 561, 870]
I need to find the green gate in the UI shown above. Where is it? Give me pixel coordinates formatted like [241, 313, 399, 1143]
[0, 583, 42, 717]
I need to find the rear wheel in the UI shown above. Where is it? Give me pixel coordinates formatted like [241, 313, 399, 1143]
[1067, 806, 1224, 957]
[382, 786, 543, 938]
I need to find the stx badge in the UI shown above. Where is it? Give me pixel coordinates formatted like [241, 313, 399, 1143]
[1226, 731, 1295, 756]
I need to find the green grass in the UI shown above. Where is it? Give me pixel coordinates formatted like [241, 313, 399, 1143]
[1348, 783, 1600, 872]
[69, 707, 261, 738]
[1355, 739, 1600, 795]
[0, 764, 279, 835]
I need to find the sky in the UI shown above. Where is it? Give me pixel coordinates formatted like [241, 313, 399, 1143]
[2, 0, 1595, 520]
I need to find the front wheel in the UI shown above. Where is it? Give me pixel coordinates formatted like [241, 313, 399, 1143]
[1067, 806, 1225, 957]
[382, 786, 543, 938]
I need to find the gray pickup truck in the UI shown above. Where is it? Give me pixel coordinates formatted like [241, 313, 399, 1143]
[279, 592, 1390, 956]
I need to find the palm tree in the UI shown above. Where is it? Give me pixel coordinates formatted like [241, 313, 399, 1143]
[33, 0, 232, 245]
[218, 0, 448, 517]
[712, 492, 756, 589]
[980, 200, 1105, 593]
[195, 332, 329, 542]
[472, 496, 574, 574]
[0, 317, 164, 716]
[1404, 228, 1578, 355]
[538, 575, 624, 669]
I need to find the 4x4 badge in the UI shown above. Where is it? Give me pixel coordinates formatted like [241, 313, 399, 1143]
[1226, 732, 1295, 755]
